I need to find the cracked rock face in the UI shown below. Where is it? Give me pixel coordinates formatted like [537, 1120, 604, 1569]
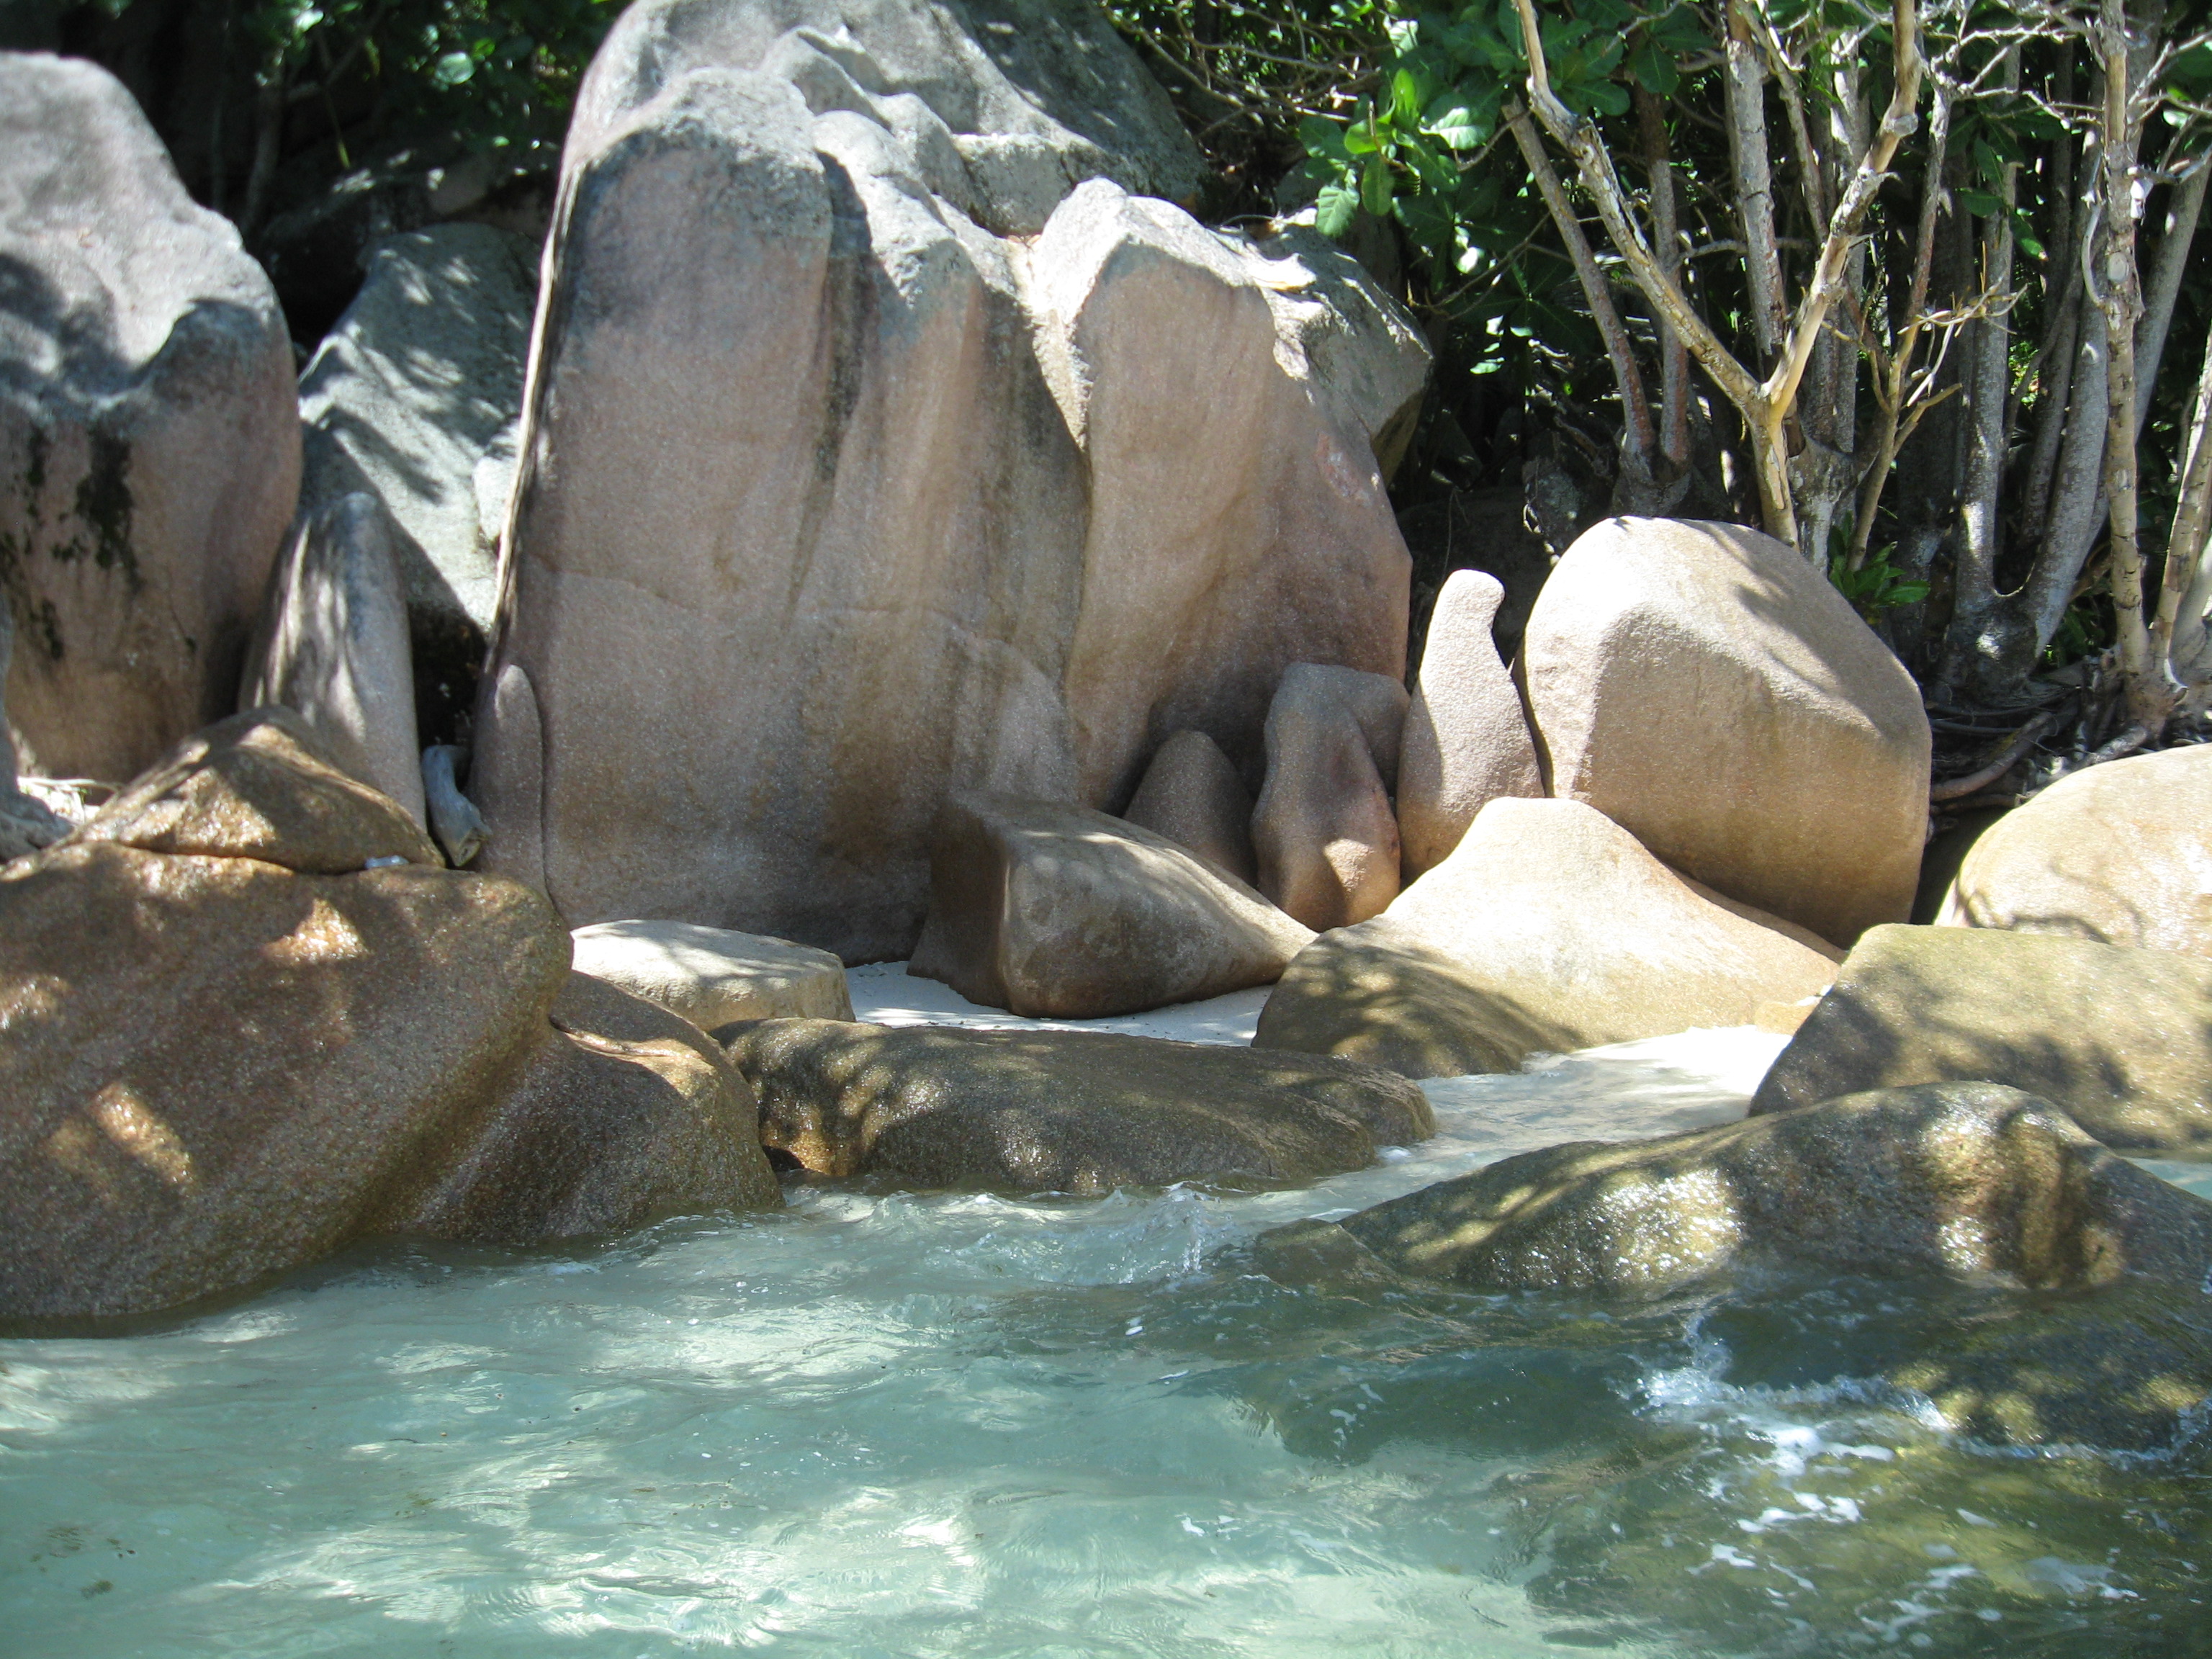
[470, 0, 1427, 961]
[0, 53, 300, 786]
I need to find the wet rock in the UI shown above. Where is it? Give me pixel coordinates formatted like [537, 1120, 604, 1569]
[1254, 797, 1839, 1079]
[393, 972, 781, 1241]
[1271, 1082, 2212, 1300]
[295, 223, 538, 735]
[722, 1017, 1434, 1192]
[469, 0, 1421, 959]
[1522, 518, 1930, 946]
[572, 919, 854, 1030]
[1749, 923, 2212, 1155]
[1395, 570, 1542, 878]
[1121, 729, 1255, 884]
[909, 792, 1313, 1018]
[238, 493, 425, 827]
[1252, 664, 1409, 930]
[1938, 742, 2212, 956]
[0, 53, 300, 783]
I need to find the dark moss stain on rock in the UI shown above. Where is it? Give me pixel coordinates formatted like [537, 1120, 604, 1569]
[70, 426, 139, 592]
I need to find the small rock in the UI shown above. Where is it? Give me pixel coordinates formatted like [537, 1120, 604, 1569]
[909, 792, 1313, 1019]
[1938, 742, 2212, 956]
[420, 745, 487, 868]
[572, 919, 853, 1030]
[1122, 729, 1255, 884]
[1254, 797, 1839, 1078]
[1750, 922, 2212, 1155]
[722, 1017, 1434, 1192]
[1252, 664, 1410, 930]
[1396, 570, 1542, 878]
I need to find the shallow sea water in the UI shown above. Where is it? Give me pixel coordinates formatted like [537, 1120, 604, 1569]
[4, 971, 2208, 1658]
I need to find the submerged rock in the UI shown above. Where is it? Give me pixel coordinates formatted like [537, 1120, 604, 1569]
[468, 0, 1423, 958]
[572, 918, 854, 1030]
[1121, 729, 1255, 884]
[1254, 797, 1838, 1078]
[1750, 923, 2212, 1155]
[0, 53, 300, 783]
[909, 792, 1312, 1018]
[1266, 1083, 2212, 1303]
[1522, 518, 1930, 946]
[1938, 742, 2212, 957]
[238, 493, 426, 827]
[721, 1017, 1434, 1192]
[1251, 663, 1409, 931]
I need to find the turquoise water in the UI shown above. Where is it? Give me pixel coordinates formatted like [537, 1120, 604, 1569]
[4, 1019, 2209, 1658]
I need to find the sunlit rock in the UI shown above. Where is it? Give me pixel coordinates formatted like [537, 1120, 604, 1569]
[572, 918, 854, 1030]
[1251, 663, 1408, 930]
[1120, 729, 1255, 884]
[1395, 570, 1542, 878]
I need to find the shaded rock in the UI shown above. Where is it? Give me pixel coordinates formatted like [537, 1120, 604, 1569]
[470, 0, 1421, 961]
[420, 743, 485, 867]
[392, 972, 781, 1241]
[1396, 570, 1542, 878]
[1938, 742, 2212, 956]
[0, 600, 68, 859]
[909, 792, 1313, 1018]
[1522, 518, 1930, 945]
[238, 493, 426, 827]
[1749, 923, 2212, 1155]
[1252, 663, 1409, 930]
[722, 1017, 1434, 1191]
[71, 706, 439, 874]
[1273, 1082, 2212, 1300]
[0, 53, 300, 783]
[295, 223, 538, 736]
[572, 918, 854, 1030]
[1121, 728, 1254, 884]
[1254, 797, 1839, 1079]
[1396, 485, 1552, 662]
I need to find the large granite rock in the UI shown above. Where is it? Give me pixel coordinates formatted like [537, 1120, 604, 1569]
[571, 918, 854, 1030]
[1522, 518, 1930, 946]
[1267, 1082, 2212, 1300]
[1121, 728, 1254, 884]
[1395, 570, 1542, 878]
[238, 493, 426, 827]
[1252, 663, 1409, 930]
[909, 792, 1313, 1018]
[0, 601, 68, 859]
[0, 711, 773, 1322]
[295, 223, 537, 734]
[468, 0, 1426, 958]
[1938, 742, 2212, 956]
[1750, 923, 2212, 1155]
[723, 1017, 1434, 1191]
[0, 53, 300, 783]
[1254, 797, 1840, 1078]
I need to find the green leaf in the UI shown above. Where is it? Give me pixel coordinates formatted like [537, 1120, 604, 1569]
[1959, 187, 2000, 217]
[1361, 153, 1395, 217]
[1392, 68, 1424, 127]
[1344, 112, 1382, 156]
[1300, 114, 1351, 163]
[1315, 179, 1359, 238]
[432, 50, 476, 86]
[1425, 96, 1485, 150]
[1631, 40, 1678, 96]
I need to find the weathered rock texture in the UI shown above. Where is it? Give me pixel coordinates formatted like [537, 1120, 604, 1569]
[1750, 923, 2212, 1156]
[469, 0, 1426, 959]
[909, 792, 1313, 1018]
[1396, 570, 1542, 878]
[1121, 729, 1254, 884]
[296, 222, 537, 731]
[1268, 1083, 2212, 1300]
[0, 53, 300, 784]
[1938, 742, 2212, 957]
[1522, 518, 1930, 945]
[724, 1017, 1434, 1191]
[572, 918, 854, 1030]
[1252, 663, 1410, 930]
[0, 711, 774, 1322]
[239, 493, 426, 827]
[1254, 797, 1840, 1078]
[0, 602, 69, 858]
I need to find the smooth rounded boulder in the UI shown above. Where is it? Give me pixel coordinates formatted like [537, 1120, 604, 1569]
[1121, 729, 1256, 884]
[1938, 742, 2212, 956]
[1251, 663, 1409, 930]
[1254, 796, 1840, 1078]
[0, 53, 300, 784]
[571, 919, 854, 1030]
[1750, 922, 2212, 1155]
[1522, 518, 1930, 945]
[722, 1017, 1434, 1192]
[909, 792, 1313, 1019]
[1395, 570, 1542, 878]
